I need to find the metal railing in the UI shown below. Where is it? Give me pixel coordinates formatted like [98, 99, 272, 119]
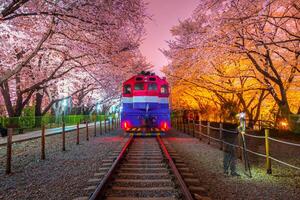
[171, 117, 300, 174]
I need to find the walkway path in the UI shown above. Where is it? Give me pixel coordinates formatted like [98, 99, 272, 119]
[0, 121, 105, 146]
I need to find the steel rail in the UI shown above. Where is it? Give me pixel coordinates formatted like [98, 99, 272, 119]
[156, 136, 194, 200]
[89, 136, 133, 200]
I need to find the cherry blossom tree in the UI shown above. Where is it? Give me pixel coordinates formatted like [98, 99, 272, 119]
[163, 0, 299, 130]
[0, 0, 149, 118]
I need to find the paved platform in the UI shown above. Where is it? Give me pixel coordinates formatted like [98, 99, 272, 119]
[0, 121, 108, 146]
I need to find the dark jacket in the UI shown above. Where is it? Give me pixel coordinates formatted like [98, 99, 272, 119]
[222, 123, 238, 153]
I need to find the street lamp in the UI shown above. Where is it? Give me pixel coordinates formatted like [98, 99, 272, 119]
[96, 103, 101, 122]
[96, 103, 101, 114]
[62, 98, 68, 123]
[62, 98, 68, 107]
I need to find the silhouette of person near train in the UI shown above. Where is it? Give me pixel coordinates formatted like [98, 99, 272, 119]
[222, 111, 249, 177]
[222, 114, 240, 176]
[180, 109, 243, 176]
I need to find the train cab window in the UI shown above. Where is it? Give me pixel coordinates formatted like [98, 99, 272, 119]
[134, 83, 144, 90]
[148, 83, 157, 91]
[161, 85, 168, 94]
[124, 85, 131, 94]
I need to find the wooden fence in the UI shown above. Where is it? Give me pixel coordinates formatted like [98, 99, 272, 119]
[5, 117, 120, 174]
[172, 116, 300, 175]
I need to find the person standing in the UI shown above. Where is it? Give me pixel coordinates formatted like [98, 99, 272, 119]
[222, 113, 240, 176]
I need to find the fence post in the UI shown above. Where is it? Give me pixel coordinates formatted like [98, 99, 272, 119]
[179, 117, 181, 131]
[265, 129, 272, 174]
[174, 117, 176, 129]
[112, 118, 114, 130]
[192, 119, 195, 137]
[180, 116, 182, 130]
[94, 119, 97, 137]
[6, 128, 13, 174]
[114, 118, 116, 129]
[104, 116, 107, 133]
[100, 118, 102, 135]
[187, 119, 190, 135]
[219, 123, 223, 150]
[86, 121, 89, 141]
[109, 118, 111, 132]
[199, 118, 202, 140]
[107, 118, 110, 132]
[41, 125, 45, 160]
[62, 123, 66, 151]
[76, 122, 79, 144]
[207, 121, 210, 145]
[108, 118, 110, 132]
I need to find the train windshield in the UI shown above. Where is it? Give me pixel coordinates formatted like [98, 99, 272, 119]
[134, 83, 144, 90]
[148, 83, 157, 91]
[124, 85, 131, 94]
[161, 85, 168, 94]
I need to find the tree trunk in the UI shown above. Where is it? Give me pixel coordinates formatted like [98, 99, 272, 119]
[35, 92, 44, 127]
[0, 81, 15, 117]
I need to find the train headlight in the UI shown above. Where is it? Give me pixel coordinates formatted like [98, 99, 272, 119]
[123, 121, 130, 130]
[161, 121, 168, 130]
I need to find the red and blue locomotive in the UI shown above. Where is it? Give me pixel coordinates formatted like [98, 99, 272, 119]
[121, 72, 171, 135]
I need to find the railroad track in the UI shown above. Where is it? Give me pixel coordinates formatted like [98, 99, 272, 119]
[76, 136, 210, 200]
[74, 136, 211, 200]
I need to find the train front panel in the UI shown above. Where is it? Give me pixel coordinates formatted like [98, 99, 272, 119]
[120, 73, 170, 132]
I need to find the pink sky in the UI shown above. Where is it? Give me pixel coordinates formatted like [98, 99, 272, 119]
[140, 0, 199, 76]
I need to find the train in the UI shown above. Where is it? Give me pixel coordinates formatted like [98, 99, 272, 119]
[120, 71, 171, 135]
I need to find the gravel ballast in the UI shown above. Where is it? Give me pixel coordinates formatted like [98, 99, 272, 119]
[1, 127, 300, 200]
[165, 129, 300, 200]
[0, 127, 126, 200]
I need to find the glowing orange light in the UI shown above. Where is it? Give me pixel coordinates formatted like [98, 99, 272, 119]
[281, 121, 288, 127]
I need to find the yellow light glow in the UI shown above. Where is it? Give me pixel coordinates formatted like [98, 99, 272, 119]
[280, 121, 288, 127]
